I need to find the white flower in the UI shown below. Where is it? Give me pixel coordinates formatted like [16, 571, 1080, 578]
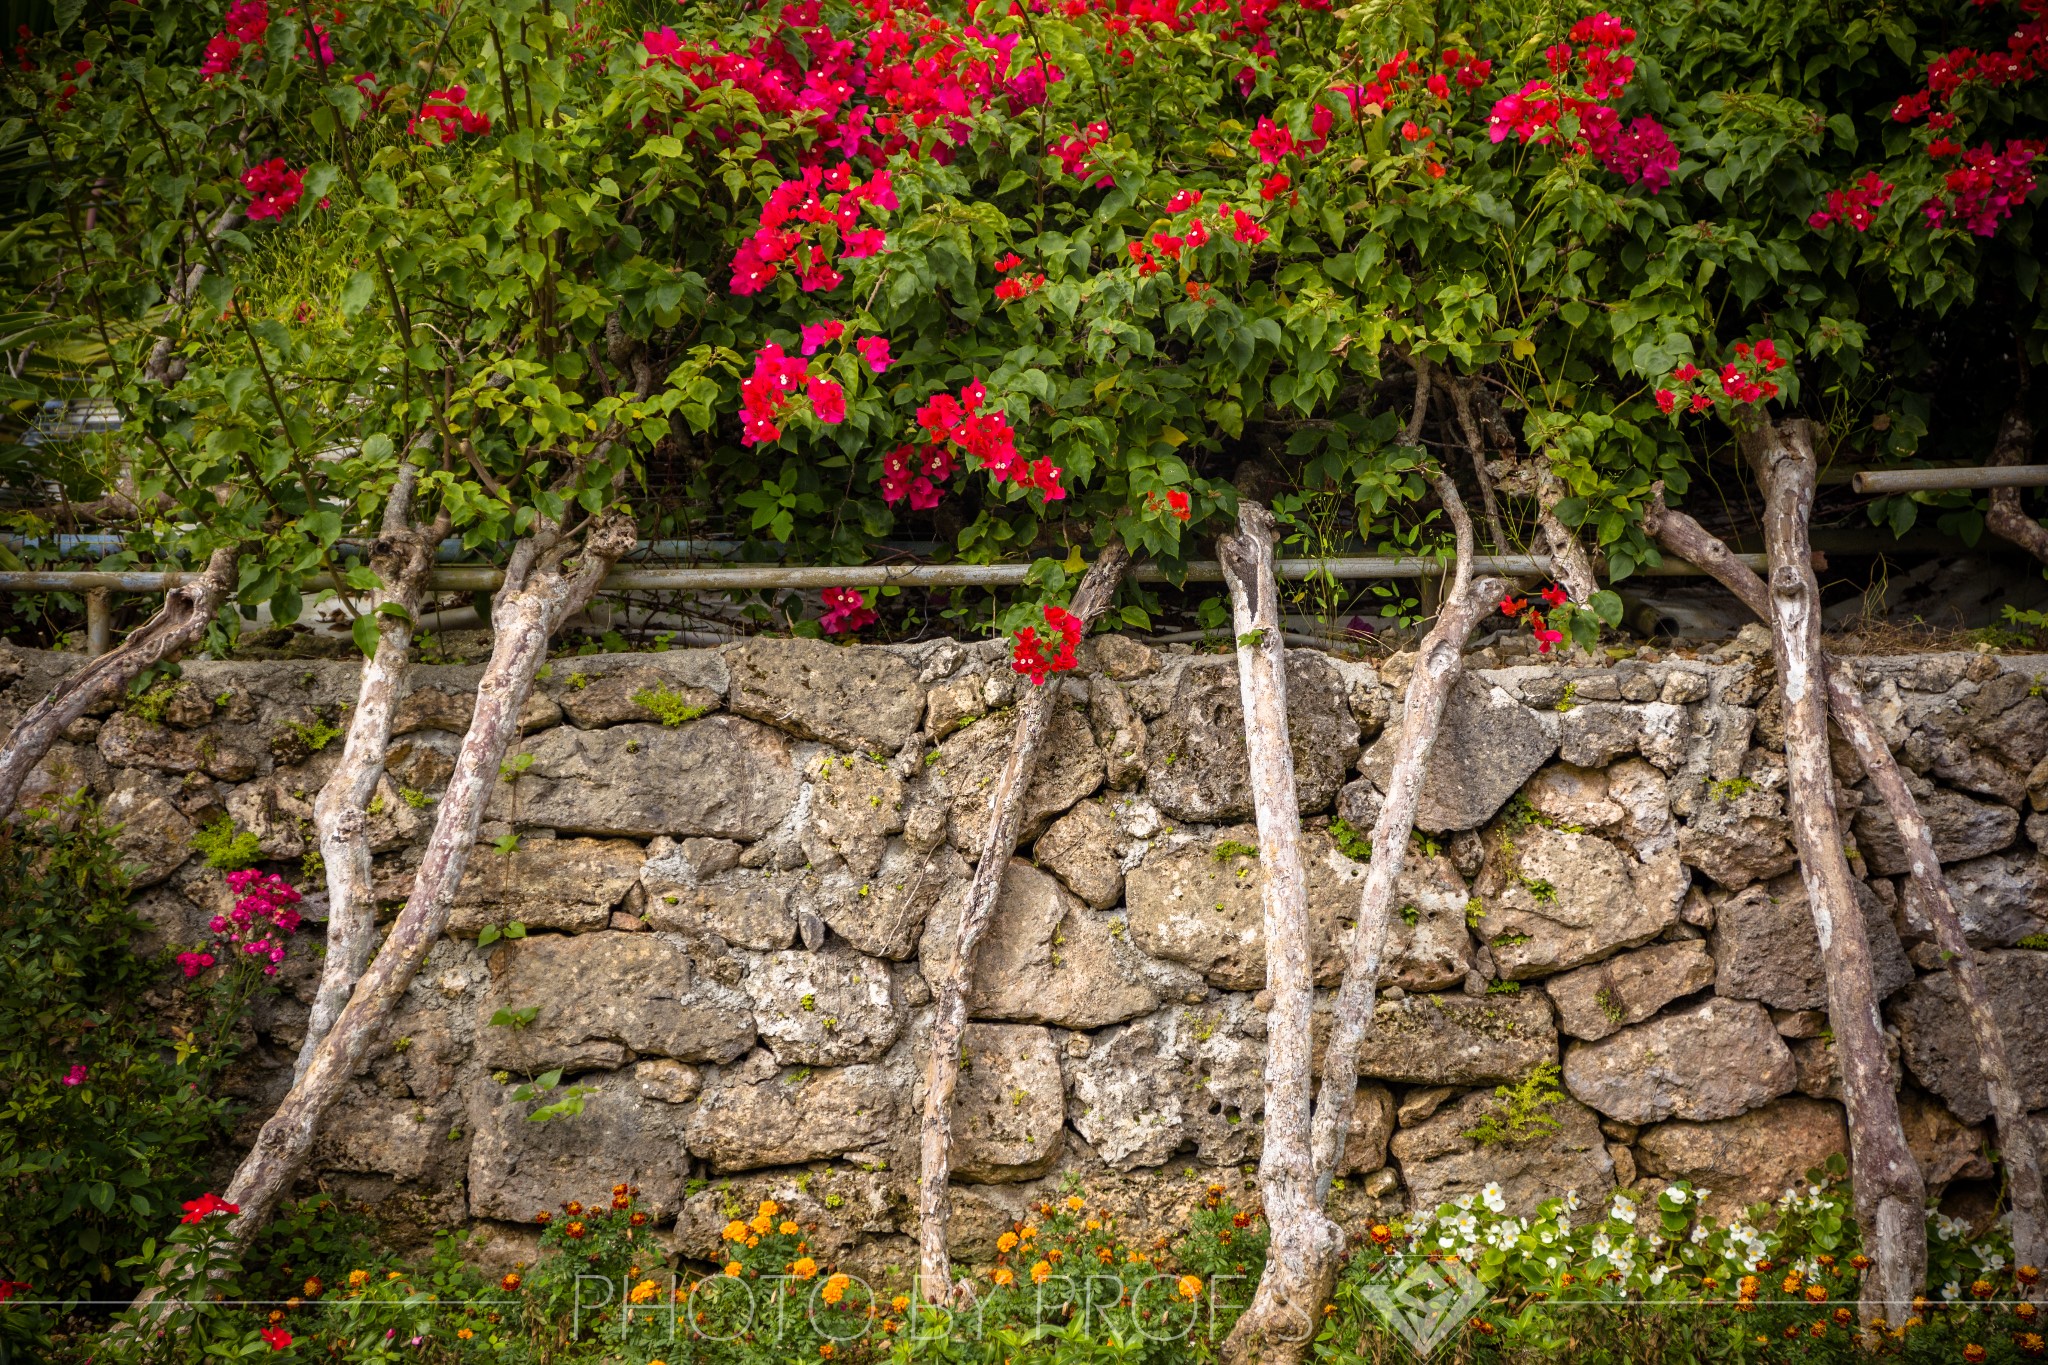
[1564, 1189, 1582, 1211]
[1540, 1228, 1556, 1246]
[1942, 1281, 1961, 1301]
[1546, 1255, 1559, 1269]
[1481, 1182, 1507, 1214]
[1690, 1224, 1710, 1245]
[1696, 1188, 1711, 1204]
[1591, 1233, 1614, 1261]
[1665, 1186, 1689, 1206]
[1649, 1265, 1669, 1286]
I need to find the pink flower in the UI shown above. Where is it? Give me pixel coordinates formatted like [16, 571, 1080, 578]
[61, 1064, 87, 1086]
[1166, 189, 1203, 213]
[800, 320, 845, 355]
[1655, 388, 1677, 414]
[808, 376, 847, 424]
[241, 158, 304, 220]
[1249, 116, 1297, 164]
[855, 336, 892, 373]
[820, 587, 876, 634]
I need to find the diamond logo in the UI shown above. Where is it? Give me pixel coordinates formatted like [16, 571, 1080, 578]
[1358, 1258, 1490, 1359]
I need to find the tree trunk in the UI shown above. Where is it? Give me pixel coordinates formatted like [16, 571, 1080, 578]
[296, 465, 448, 1082]
[1529, 462, 1599, 604]
[132, 515, 636, 1303]
[916, 545, 1129, 1304]
[1447, 379, 1511, 552]
[1984, 404, 2048, 564]
[0, 545, 237, 821]
[1218, 502, 1343, 1365]
[1309, 471, 1507, 1200]
[1643, 489, 2048, 1281]
[1742, 420, 1928, 1320]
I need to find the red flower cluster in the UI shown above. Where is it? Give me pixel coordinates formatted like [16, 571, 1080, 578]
[260, 1328, 293, 1352]
[51, 57, 90, 112]
[409, 86, 491, 144]
[1012, 605, 1085, 685]
[1546, 11, 1636, 98]
[351, 71, 387, 111]
[1924, 139, 2044, 235]
[739, 342, 848, 445]
[1655, 340, 1787, 415]
[0, 1281, 29, 1303]
[200, 0, 268, 81]
[1892, 0, 2047, 124]
[916, 379, 1064, 500]
[1052, 122, 1114, 186]
[880, 442, 955, 508]
[820, 587, 876, 634]
[182, 1192, 241, 1224]
[1807, 172, 1893, 231]
[730, 163, 894, 296]
[241, 159, 304, 220]
[1334, 45, 1485, 120]
[1489, 16, 1675, 192]
[1146, 489, 1193, 520]
[993, 252, 1049, 301]
[203, 869, 303, 974]
[1500, 586, 1567, 652]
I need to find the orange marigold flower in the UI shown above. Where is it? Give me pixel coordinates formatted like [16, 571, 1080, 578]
[1232, 1212, 1252, 1228]
[997, 1232, 1020, 1254]
[348, 1270, 370, 1289]
[1177, 1275, 1202, 1301]
[630, 1280, 659, 1305]
[1834, 1308, 1852, 1326]
[2017, 1331, 2044, 1357]
[535, 1211, 552, 1226]
[1205, 1184, 1226, 1208]
[759, 1200, 780, 1218]
[724, 1262, 742, 1278]
[821, 1274, 850, 1305]
[1805, 1285, 1827, 1303]
[746, 1236, 759, 1248]
[2021, 1302, 2041, 1322]
[303, 1277, 322, 1297]
[1849, 1254, 1872, 1271]
[819, 1346, 834, 1359]
[630, 1211, 647, 1226]
[1964, 1344, 1988, 1364]
[1971, 1279, 1995, 1299]
[750, 1213, 774, 1235]
[2020, 1265, 2042, 1285]
[500, 1273, 521, 1292]
[780, 1221, 800, 1235]
[1066, 1196, 1085, 1212]
[892, 1294, 910, 1312]
[1031, 1260, 1053, 1285]
[1369, 1224, 1394, 1246]
[993, 1266, 1016, 1287]
[1097, 1248, 1114, 1264]
[792, 1257, 819, 1280]
[566, 1221, 586, 1239]
[457, 1328, 474, 1340]
[1084, 1219, 1100, 1232]
[565, 1201, 583, 1216]
[723, 1220, 748, 1242]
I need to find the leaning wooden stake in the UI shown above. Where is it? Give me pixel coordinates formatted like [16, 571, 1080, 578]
[1309, 468, 1507, 1200]
[1644, 489, 2048, 1281]
[0, 545, 237, 821]
[130, 514, 637, 1308]
[916, 543, 1129, 1304]
[296, 463, 450, 1081]
[1218, 502, 1343, 1365]
[1744, 419, 1928, 1319]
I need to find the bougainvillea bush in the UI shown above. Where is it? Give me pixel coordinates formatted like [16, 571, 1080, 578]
[3, 0, 2042, 655]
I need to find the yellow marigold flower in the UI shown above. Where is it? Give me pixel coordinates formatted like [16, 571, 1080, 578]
[1020, 1224, 1039, 1241]
[822, 1274, 850, 1305]
[2017, 1331, 2044, 1356]
[1030, 1260, 1052, 1285]
[997, 1232, 1020, 1254]
[722, 1220, 749, 1242]
[500, 1273, 521, 1293]
[1177, 1275, 1202, 1301]
[1097, 1248, 1113, 1264]
[792, 1257, 819, 1280]
[750, 1213, 775, 1235]
[1047, 1249, 1064, 1263]
[1805, 1285, 1827, 1304]
[303, 1277, 322, 1297]
[348, 1270, 370, 1289]
[780, 1221, 800, 1236]
[457, 1327, 474, 1340]
[759, 1200, 780, 1218]
[747, 1235, 760, 1248]
[1084, 1219, 1100, 1232]
[724, 1262, 742, 1278]
[1065, 1196, 1085, 1212]
[993, 1267, 1016, 1287]
[1963, 1344, 1988, 1365]
[892, 1295, 910, 1313]
[630, 1280, 659, 1305]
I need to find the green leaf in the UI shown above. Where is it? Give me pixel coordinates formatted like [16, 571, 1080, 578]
[477, 925, 501, 947]
[1588, 590, 1624, 627]
[341, 272, 377, 317]
[351, 613, 379, 658]
[503, 921, 527, 939]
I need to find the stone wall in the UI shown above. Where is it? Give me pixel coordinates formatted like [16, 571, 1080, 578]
[9, 628, 2048, 1276]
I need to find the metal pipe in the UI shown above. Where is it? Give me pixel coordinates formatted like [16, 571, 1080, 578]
[0, 551, 1764, 597]
[85, 589, 112, 656]
[1851, 465, 2048, 493]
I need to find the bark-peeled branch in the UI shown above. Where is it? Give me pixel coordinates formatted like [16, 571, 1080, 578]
[1742, 420, 1928, 1318]
[1218, 502, 1343, 1365]
[155, 513, 637, 1276]
[0, 545, 238, 822]
[1642, 489, 2048, 1281]
[916, 544, 1130, 1305]
[296, 465, 449, 1082]
[1984, 404, 2048, 565]
[1309, 471, 1507, 1200]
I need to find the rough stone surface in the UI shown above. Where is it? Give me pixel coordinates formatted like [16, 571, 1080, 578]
[1899, 1087, 1995, 1188]
[1562, 998, 1796, 1124]
[685, 1060, 903, 1172]
[1633, 1097, 1849, 1222]
[450, 837, 644, 937]
[1474, 823, 1685, 981]
[102, 778, 197, 888]
[1034, 801, 1125, 909]
[1125, 829, 1469, 993]
[1345, 991, 1559, 1087]
[1144, 654, 1361, 822]
[1357, 676, 1556, 832]
[1709, 873, 1914, 1010]
[555, 666, 719, 730]
[1066, 997, 1268, 1170]
[473, 932, 756, 1073]
[1852, 788, 2019, 876]
[98, 713, 260, 781]
[742, 947, 905, 1066]
[810, 841, 968, 961]
[936, 704, 1104, 851]
[726, 639, 926, 753]
[1544, 941, 1717, 1042]
[1676, 783, 1797, 889]
[641, 857, 799, 951]
[1907, 851, 2048, 947]
[801, 752, 906, 881]
[1390, 1089, 1615, 1217]
[1890, 950, 2048, 1123]
[951, 1023, 1066, 1182]
[920, 859, 1168, 1029]
[467, 1069, 694, 1221]
[491, 718, 798, 839]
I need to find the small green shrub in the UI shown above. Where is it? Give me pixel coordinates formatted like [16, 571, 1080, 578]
[192, 814, 261, 870]
[1211, 839, 1259, 862]
[1461, 1061, 1566, 1146]
[1329, 818, 1371, 861]
[632, 684, 710, 726]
